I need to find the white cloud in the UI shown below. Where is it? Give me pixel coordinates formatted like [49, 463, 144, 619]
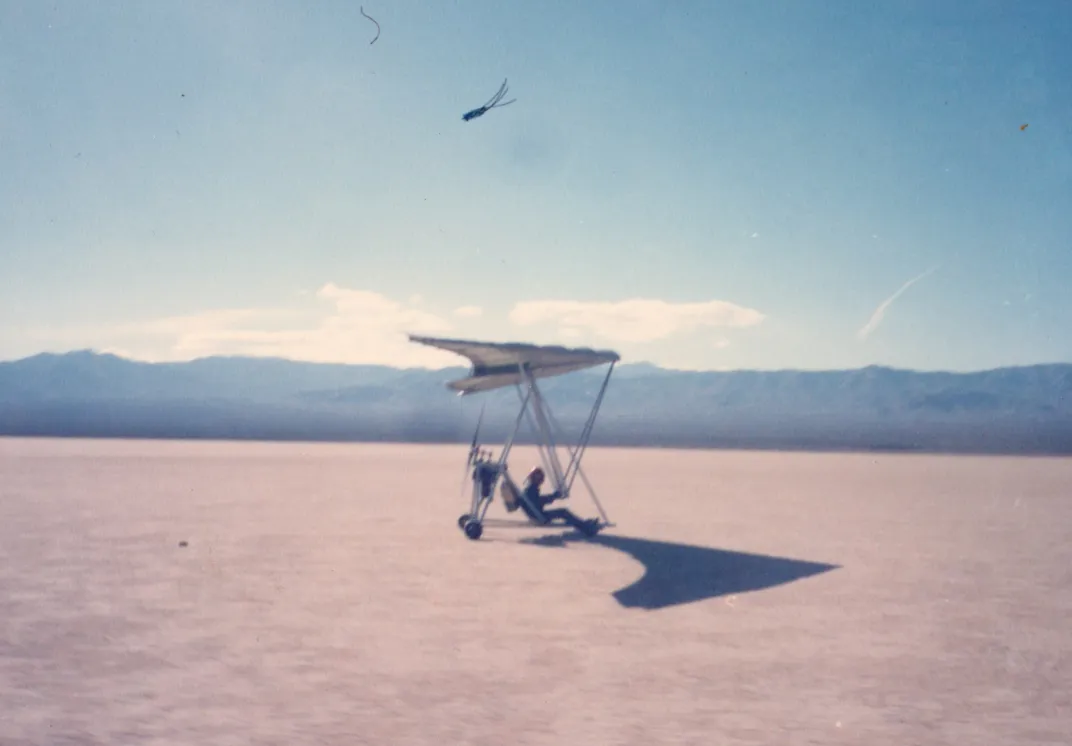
[857, 266, 940, 341]
[28, 285, 465, 368]
[108, 308, 302, 338]
[22, 290, 761, 369]
[509, 297, 765, 344]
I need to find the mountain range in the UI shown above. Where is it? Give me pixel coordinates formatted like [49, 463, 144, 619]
[2, 350, 1071, 455]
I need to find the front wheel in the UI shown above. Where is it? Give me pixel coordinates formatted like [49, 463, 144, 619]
[463, 520, 483, 540]
[457, 513, 471, 529]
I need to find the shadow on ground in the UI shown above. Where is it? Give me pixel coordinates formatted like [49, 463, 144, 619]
[519, 531, 840, 610]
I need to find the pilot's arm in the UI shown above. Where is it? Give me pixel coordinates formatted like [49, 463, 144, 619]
[532, 490, 561, 509]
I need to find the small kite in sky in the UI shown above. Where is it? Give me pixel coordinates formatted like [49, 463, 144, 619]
[1020, 123, 1029, 131]
[462, 78, 516, 122]
[360, 6, 380, 45]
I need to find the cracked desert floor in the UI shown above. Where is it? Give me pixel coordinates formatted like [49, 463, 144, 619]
[2, 437, 1070, 745]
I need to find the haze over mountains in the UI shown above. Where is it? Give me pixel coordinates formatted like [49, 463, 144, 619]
[2, 350, 1071, 454]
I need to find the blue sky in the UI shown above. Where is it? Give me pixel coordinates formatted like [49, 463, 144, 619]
[2, 0, 1070, 371]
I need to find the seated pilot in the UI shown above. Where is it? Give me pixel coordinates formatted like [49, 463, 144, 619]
[518, 466, 600, 537]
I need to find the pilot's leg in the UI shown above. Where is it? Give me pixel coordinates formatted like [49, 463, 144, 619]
[543, 508, 599, 536]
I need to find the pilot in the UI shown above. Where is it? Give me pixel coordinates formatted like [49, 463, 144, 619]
[521, 466, 601, 537]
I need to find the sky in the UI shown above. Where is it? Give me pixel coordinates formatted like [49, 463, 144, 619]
[2, 0, 1071, 372]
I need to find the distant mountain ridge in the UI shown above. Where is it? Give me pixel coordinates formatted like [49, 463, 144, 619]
[2, 350, 1071, 454]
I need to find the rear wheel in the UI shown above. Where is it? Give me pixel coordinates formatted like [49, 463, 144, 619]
[457, 514, 471, 529]
[463, 520, 483, 540]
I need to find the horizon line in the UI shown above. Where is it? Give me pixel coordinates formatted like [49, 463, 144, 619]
[3, 347, 1071, 377]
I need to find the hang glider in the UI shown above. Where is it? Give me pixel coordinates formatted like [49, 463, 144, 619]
[408, 335, 620, 540]
[410, 335, 619, 394]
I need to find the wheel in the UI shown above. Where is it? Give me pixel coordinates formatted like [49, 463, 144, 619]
[457, 514, 471, 529]
[463, 520, 483, 540]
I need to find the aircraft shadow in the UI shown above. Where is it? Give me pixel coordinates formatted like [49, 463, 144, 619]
[519, 532, 839, 610]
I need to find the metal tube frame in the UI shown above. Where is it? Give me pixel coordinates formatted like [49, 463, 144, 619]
[467, 385, 533, 523]
[463, 360, 616, 530]
[510, 362, 615, 525]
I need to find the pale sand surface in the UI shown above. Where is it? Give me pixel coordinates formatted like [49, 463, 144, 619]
[1, 437, 1070, 745]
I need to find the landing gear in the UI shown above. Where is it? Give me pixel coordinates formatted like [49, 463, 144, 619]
[458, 513, 483, 540]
